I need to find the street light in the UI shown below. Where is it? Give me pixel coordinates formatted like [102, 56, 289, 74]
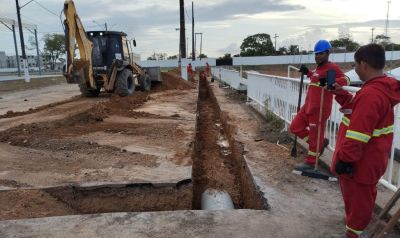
[371, 27, 375, 43]
[195, 32, 203, 60]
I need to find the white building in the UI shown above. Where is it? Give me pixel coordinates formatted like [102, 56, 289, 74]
[7, 55, 40, 68]
[0, 51, 7, 68]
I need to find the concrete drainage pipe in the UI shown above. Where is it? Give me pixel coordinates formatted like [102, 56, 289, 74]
[201, 188, 235, 210]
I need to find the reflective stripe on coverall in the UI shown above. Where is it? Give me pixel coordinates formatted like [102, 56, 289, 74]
[332, 75, 400, 238]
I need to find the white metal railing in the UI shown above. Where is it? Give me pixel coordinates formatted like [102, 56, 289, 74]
[211, 67, 247, 91]
[212, 67, 400, 191]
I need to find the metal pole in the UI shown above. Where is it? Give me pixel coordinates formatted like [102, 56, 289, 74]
[179, 0, 186, 58]
[385, 1, 391, 37]
[371, 28, 375, 43]
[191, 1, 195, 61]
[15, 0, 30, 82]
[186, 37, 189, 58]
[200, 33, 202, 60]
[274, 33, 279, 54]
[34, 29, 41, 75]
[12, 24, 21, 76]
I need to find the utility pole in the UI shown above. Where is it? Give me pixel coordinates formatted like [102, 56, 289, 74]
[186, 36, 189, 58]
[34, 29, 41, 75]
[15, 0, 30, 82]
[191, 1, 195, 61]
[12, 24, 21, 76]
[273, 33, 279, 54]
[385, 1, 391, 37]
[179, 0, 186, 59]
[371, 27, 375, 43]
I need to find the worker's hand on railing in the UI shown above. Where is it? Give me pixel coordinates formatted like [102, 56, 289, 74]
[329, 82, 344, 94]
[298, 65, 309, 75]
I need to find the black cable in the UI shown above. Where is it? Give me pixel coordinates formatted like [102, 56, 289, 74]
[32, 0, 59, 17]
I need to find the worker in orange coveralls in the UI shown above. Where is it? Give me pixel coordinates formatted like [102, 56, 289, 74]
[187, 63, 193, 80]
[330, 43, 400, 238]
[290, 39, 350, 171]
[205, 62, 211, 77]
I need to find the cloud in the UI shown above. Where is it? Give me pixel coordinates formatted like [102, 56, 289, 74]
[308, 19, 400, 29]
[217, 43, 240, 55]
[195, 0, 305, 22]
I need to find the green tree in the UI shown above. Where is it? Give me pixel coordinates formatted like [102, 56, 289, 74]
[167, 55, 178, 60]
[330, 37, 360, 51]
[218, 53, 232, 60]
[240, 33, 274, 56]
[288, 45, 299, 55]
[198, 53, 208, 59]
[43, 34, 65, 70]
[372, 35, 400, 50]
[278, 46, 288, 55]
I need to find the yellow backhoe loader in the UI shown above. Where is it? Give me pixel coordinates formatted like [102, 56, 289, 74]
[63, 0, 159, 97]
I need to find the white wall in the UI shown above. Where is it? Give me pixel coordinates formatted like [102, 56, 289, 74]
[139, 58, 216, 68]
[139, 51, 400, 68]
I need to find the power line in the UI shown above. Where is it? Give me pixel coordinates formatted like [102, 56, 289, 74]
[32, 0, 59, 17]
[185, 8, 191, 21]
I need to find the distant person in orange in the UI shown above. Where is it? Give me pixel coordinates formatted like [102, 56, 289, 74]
[187, 63, 193, 80]
[205, 62, 211, 77]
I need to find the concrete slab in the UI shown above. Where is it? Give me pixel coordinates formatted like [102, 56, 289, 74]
[0, 84, 80, 115]
[0, 210, 348, 238]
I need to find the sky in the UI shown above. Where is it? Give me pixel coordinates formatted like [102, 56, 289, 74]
[0, 0, 400, 59]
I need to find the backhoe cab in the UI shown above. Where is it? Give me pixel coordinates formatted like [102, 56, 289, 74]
[63, 0, 157, 97]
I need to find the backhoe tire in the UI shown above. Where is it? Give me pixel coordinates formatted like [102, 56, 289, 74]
[140, 74, 151, 91]
[76, 72, 100, 97]
[115, 68, 135, 97]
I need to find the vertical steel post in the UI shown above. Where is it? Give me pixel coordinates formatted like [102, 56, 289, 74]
[12, 24, 21, 76]
[34, 29, 41, 75]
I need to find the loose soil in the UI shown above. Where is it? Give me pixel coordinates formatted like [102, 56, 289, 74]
[0, 70, 196, 220]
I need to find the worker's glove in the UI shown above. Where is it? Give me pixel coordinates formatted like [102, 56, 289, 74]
[299, 65, 309, 75]
[335, 160, 353, 175]
[319, 77, 327, 87]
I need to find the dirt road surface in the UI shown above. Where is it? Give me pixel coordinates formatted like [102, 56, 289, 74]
[0, 72, 197, 220]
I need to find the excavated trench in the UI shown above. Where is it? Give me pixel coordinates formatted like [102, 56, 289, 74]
[192, 77, 267, 210]
[0, 72, 266, 221]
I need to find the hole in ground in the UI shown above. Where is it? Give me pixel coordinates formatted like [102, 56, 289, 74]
[192, 77, 268, 210]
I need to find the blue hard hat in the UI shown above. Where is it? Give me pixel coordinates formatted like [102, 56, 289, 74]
[314, 40, 332, 54]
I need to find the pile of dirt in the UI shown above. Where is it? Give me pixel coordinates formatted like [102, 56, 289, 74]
[156, 71, 195, 91]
